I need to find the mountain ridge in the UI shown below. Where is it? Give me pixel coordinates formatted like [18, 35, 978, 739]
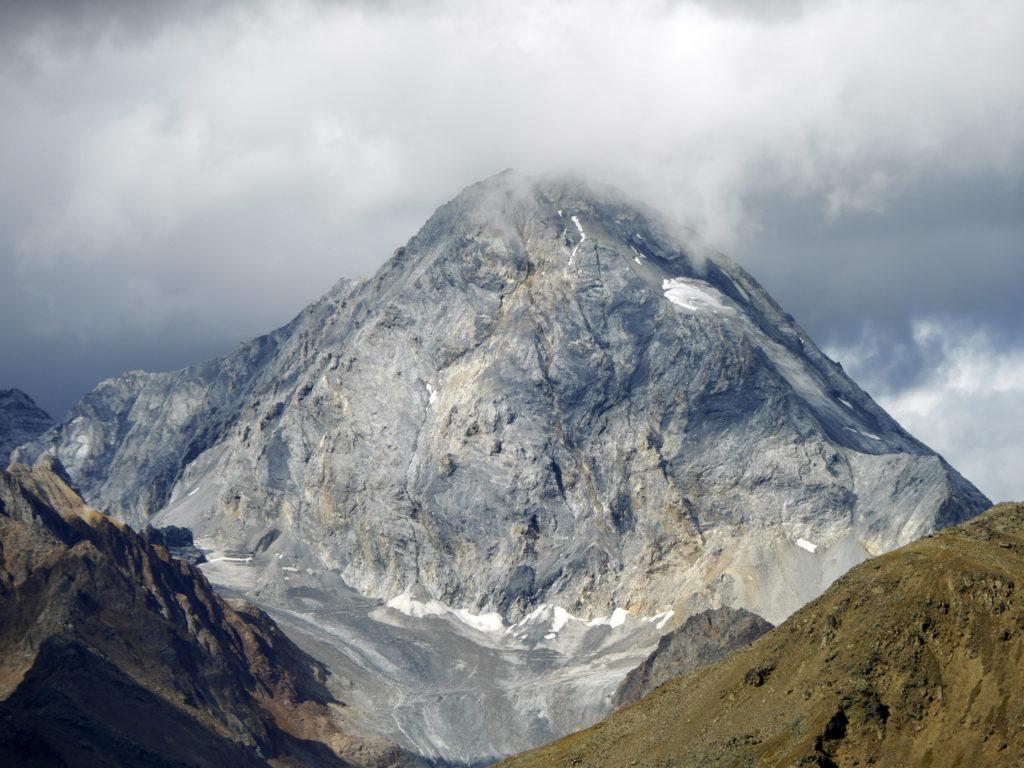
[0, 389, 53, 466]
[0, 455, 423, 768]
[499, 500, 1024, 768]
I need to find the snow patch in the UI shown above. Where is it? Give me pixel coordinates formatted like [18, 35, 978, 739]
[187, 485, 200, 497]
[571, 215, 585, 240]
[837, 396, 855, 410]
[550, 605, 573, 633]
[646, 610, 675, 630]
[508, 604, 579, 635]
[587, 607, 631, 628]
[543, 633, 556, 640]
[386, 589, 505, 633]
[846, 426, 882, 441]
[569, 215, 586, 262]
[796, 538, 818, 553]
[729, 275, 750, 302]
[426, 383, 438, 405]
[506, 603, 673, 635]
[661, 277, 732, 314]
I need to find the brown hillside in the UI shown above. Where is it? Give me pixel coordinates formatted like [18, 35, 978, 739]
[0, 457, 422, 768]
[501, 503, 1024, 768]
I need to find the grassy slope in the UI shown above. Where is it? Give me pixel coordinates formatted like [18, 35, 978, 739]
[501, 503, 1024, 768]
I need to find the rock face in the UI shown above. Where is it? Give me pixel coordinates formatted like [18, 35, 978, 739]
[0, 457, 423, 768]
[15, 171, 991, 761]
[612, 607, 772, 707]
[499, 501, 1024, 768]
[0, 389, 52, 465]
[20, 171, 988, 625]
[143, 523, 207, 564]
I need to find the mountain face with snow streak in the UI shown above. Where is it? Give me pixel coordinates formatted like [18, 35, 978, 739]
[18, 171, 989, 761]
[22, 170, 986, 622]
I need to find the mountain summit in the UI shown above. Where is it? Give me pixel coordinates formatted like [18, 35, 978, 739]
[17, 171, 990, 760]
[0, 389, 52, 465]
[21, 171, 986, 622]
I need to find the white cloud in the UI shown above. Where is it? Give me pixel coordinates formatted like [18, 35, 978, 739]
[831, 320, 1024, 503]
[4, 0, 1022, 263]
[1, 0, 1022, 420]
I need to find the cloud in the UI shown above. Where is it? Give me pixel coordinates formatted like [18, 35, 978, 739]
[830, 320, 1024, 503]
[0, 0, 1021, 483]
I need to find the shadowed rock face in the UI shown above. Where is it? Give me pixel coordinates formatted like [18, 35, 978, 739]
[612, 607, 772, 707]
[0, 389, 52, 466]
[499, 502, 1024, 768]
[20, 171, 988, 626]
[0, 458, 423, 768]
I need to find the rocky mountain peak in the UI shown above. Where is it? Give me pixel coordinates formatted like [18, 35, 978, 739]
[14, 173, 991, 761]
[0, 388, 53, 466]
[21, 172, 987, 623]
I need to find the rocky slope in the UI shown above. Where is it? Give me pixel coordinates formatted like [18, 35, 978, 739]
[612, 607, 772, 707]
[0, 457, 423, 768]
[0, 389, 52, 465]
[500, 502, 1024, 768]
[15, 171, 991, 761]
[19, 171, 988, 624]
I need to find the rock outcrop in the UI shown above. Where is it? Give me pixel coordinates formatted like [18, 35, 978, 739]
[0, 457, 423, 768]
[0, 389, 52, 465]
[500, 502, 1024, 768]
[612, 607, 772, 707]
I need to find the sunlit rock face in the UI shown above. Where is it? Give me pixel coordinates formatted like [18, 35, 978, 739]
[20, 171, 989, 763]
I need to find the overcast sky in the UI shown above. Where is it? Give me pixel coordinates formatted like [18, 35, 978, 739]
[1, 0, 1022, 500]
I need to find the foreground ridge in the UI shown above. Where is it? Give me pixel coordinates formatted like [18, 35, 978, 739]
[0, 457, 423, 768]
[500, 502, 1024, 768]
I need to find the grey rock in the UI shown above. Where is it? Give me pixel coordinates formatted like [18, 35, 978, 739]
[0, 389, 53, 466]
[143, 524, 207, 564]
[612, 607, 773, 708]
[18, 170, 991, 762]
[200, 552, 677, 766]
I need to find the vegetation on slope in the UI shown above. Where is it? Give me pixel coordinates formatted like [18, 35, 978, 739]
[502, 503, 1024, 768]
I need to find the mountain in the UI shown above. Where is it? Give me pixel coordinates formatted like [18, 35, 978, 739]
[16, 171, 990, 761]
[0, 389, 52, 465]
[611, 607, 772, 707]
[500, 501, 1024, 768]
[0, 456, 423, 768]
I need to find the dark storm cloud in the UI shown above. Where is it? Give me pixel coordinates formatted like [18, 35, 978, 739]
[0, 0, 1022, 498]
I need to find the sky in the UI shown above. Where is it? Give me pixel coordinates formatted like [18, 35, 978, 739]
[0, 0, 1022, 501]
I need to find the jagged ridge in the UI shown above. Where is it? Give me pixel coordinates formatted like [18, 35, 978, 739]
[0, 389, 52, 465]
[0, 457, 423, 768]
